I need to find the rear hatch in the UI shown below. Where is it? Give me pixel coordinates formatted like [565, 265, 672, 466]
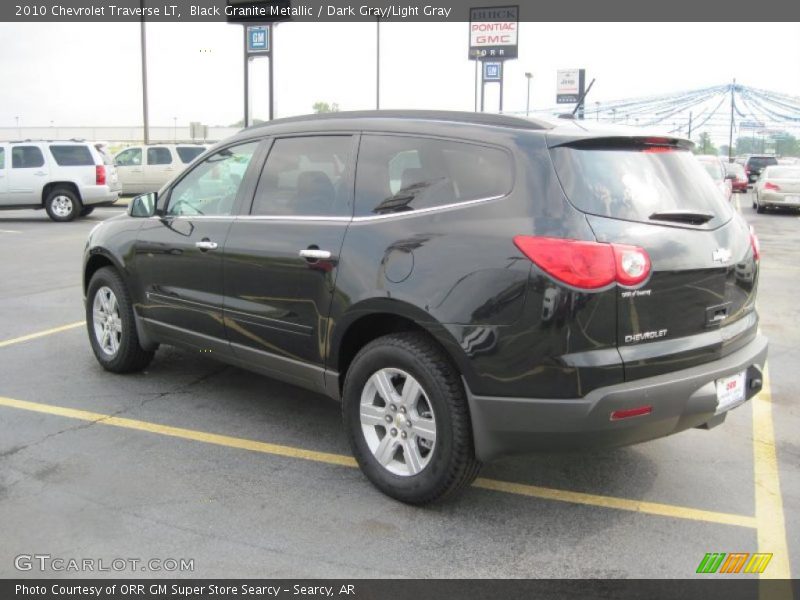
[763, 167, 800, 196]
[549, 136, 760, 381]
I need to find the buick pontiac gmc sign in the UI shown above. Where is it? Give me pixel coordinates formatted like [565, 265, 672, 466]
[469, 5, 519, 59]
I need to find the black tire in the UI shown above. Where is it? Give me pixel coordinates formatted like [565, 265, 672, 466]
[86, 266, 155, 373]
[44, 187, 82, 222]
[80, 206, 95, 217]
[756, 201, 765, 214]
[343, 332, 481, 504]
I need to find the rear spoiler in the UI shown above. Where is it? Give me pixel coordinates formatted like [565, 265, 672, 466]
[547, 134, 694, 152]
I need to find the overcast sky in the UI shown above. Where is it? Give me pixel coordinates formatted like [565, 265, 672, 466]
[1, 21, 799, 128]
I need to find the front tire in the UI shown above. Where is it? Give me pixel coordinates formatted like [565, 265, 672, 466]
[343, 332, 481, 504]
[45, 187, 82, 222]
[86, 266, 155, 373]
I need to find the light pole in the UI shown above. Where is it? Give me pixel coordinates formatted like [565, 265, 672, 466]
[524, 72, 532, 117]
[375, 18, 381, 110]
[595, 101, 600, 121]
[15, 116, 20, 138]
[173, 117, 177, 141]
[140, 0, 150, 144]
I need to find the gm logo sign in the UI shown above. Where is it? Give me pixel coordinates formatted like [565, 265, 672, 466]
[247, 26, 269, 53]
[484, 62, 502, 81]
[696, 552, 772, 574]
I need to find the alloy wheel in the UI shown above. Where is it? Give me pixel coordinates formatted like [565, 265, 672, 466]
[92, 286, 122, 356]
[359, 368, 437, 476]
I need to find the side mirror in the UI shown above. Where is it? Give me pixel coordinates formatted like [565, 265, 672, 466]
[725, 173, 736, 180]
[128, 192, 157, 218]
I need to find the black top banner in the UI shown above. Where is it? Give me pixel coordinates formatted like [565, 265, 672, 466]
[4, 0, 800, 21]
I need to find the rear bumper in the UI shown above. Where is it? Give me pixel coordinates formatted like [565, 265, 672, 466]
[466, 333, 768, 462]
[760, 192, 800, 207]
[81, 185, 120, 206]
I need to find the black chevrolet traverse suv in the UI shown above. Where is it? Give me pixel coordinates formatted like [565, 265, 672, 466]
[83, 111, 768, 503]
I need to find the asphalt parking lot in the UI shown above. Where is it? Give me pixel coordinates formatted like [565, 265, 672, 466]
[0, 195, 796, 581]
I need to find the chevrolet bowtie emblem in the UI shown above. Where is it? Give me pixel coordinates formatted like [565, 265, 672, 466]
[712, 248, 732, 263]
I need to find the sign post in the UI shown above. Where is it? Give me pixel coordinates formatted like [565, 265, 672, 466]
[227, 0, 291, 126]
[469, 5, 518, 113]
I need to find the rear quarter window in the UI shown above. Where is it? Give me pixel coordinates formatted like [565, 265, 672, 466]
[49, 145, 95, 166]
[550, 144, 733, 225]
[355, 135, 513, 216]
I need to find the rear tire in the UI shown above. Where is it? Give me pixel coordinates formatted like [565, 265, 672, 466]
[80, 206, 95, 217]
[45, 187, 82, 222]
[86, 266, 155, 373]
[343, 332, 481, 504]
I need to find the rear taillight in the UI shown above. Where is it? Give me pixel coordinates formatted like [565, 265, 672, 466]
[642, 146, 675, 153]
[95, 165, 106, 186]
[749, 227, 760, 261]
[764, 182, 780, 191]
[513, 236, 651, 290]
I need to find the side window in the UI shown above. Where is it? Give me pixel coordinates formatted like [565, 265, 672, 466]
[176, 146, 205, 164]
[355, 136, 512, 216]
[116, 148, 142, 167]
[251, 136, 353, 217]
[49, 145, 95, 166]
[0, 147, 4, 169]
[167, 142, 258, 217]
[11, 146, 45, 169]
[147, 147, 173, 165]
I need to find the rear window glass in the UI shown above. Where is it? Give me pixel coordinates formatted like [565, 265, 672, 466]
[176, 146, 205, 164]
[49, 145, 95, 166]
[11, 146, 45, 168]
[355, 135, 512, 216]
[748, 157, 778, 169]
[550, 145, 733, 225]
[94, 144, 115, 165]
[697, 158, 724, 181]
[767, 167, 800, 179]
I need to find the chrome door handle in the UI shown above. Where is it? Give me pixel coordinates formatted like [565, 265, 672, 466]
[35, 171, 47, 176]
[195, 240, 218, 251]
[299, 248, 331, 260]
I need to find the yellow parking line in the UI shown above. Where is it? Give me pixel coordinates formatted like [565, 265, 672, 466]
[0, 321, 85, 349]
[0, 395, 757, 528]
[472, 478, 755, 528]
[752, 367, 792, 581]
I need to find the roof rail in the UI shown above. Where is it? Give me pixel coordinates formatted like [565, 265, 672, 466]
[248, 109, 554, 131]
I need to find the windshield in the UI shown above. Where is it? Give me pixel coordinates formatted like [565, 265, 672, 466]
[550, 144, 733, 226]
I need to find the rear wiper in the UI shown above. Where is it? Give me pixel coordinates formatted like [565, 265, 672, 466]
[648, 210, 714, 225]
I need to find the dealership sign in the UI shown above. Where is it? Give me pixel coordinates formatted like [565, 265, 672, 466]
[557, 69, 584, 104]
[469, 5, 519, 60]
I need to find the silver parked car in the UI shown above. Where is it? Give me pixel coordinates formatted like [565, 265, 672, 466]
[753, 166, 800, 213]
[114, 144, 208, 194]
[0, 140, 121, 221]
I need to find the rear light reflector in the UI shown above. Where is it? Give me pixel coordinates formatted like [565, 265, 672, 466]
[513, 236, 651, 290]
[749, 226, 760, 261]
[95, 165, 106, 186]
[610, 406, 653, 421]
[763, 182, 780, 191]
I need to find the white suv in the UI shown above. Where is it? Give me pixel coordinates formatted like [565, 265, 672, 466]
[114, 144, 208, 194]
[0, 140, 121, 221]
